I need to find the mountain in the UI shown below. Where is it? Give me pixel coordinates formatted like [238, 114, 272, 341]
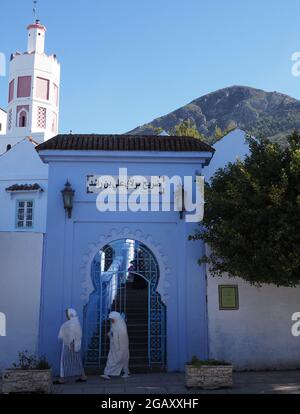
[129, 86, 300, 144]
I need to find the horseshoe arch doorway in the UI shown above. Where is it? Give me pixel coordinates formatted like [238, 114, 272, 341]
[83, 239, 167, 372]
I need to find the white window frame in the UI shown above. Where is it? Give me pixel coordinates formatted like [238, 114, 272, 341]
[15, 200, 34, 229]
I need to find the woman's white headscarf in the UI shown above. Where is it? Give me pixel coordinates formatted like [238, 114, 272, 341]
[109, 311, 128, 334]
[58, 308, 82, 352]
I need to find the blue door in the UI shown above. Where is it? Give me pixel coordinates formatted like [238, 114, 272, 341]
[83, 239, 166, 371]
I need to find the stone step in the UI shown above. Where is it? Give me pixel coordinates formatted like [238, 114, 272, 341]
[126, 312, 148, 317]
[127, 322, 148, 326]
[129, 341, 148, 347]
[117, 297, 148, 301]
[129, 337, 148, 343]
[129, 350, 148, 357]
[127, 329, 148, 335]
[127, 323, 148, 327]
[114, 302, 147, 306]
[126, 314, 148, 319]
[128, 328, 148, 334]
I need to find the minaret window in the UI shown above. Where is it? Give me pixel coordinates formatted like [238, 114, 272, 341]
[52, 112, 57, 133]
[8, 110, 12, 130]
[19, 111, 27, 128]
[16, 106, 29, 128]
[36, 77, 49, 100]
[8, 80, 14, 102]
[37, 106, 47, 129]
[17, 76, 31, 98]
[54, 84, 59, 106]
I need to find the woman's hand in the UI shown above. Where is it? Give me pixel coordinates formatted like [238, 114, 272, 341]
[69, 340, 75, 351]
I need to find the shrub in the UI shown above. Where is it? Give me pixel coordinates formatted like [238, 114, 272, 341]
[188, 356, 230, 367]
[12, 351, 51, 370]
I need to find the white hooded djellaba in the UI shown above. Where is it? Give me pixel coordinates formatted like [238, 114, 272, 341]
[58, 308, 85, 378]
[104, 311, 130, 377]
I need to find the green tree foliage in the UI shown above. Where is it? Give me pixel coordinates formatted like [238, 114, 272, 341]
[153, 127, 164, 134]
[170, 119, 204, 139]
[213, 123, 237, 142]
[194, 131, 300, 287]
[214, 126, 223, 141]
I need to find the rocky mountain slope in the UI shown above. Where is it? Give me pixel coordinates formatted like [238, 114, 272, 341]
[129, 86, 300, 144]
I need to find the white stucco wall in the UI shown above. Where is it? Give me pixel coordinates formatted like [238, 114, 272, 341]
[0, 138, 48, 232]
[203, 129, 250, 181]
[0, 232, 43, 371]
[207, 269, 300, 370]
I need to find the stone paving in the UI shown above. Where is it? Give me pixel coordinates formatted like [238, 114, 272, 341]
[48, 370, 300, 394]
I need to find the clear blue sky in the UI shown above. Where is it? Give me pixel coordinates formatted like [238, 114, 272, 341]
[1, 0, 300, 134]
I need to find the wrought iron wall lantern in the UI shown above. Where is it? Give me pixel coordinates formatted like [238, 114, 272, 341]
[179, 185, 186, 220]
[61, 181, 75, 218]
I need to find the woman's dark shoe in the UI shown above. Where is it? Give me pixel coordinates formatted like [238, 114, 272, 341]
[75, 378, 87, 383]
[53, 380, 65, 385]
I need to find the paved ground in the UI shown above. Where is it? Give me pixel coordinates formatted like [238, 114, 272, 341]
[47, 371, 300, 394]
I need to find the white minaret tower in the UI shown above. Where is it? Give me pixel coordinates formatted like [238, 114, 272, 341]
[0, 3, 60, 154]
[27, 20, 46, 54]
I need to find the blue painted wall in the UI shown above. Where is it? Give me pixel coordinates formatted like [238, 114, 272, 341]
[38, 150, 211, 373]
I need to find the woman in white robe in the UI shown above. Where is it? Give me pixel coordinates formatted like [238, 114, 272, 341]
[101, 311, 130, 380]
[54, 308, 87, 384]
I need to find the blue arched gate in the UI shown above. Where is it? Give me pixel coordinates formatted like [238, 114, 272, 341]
[83, 239, 166, 371]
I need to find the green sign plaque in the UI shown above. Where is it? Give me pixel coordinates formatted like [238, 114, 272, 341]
[219, 285, 239, 310]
